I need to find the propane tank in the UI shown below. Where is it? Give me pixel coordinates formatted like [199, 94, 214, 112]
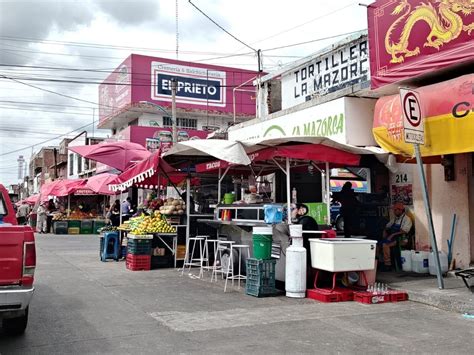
[285, 224, 307, 298]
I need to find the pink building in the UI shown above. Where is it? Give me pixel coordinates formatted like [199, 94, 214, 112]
[98, 54, 261, 131]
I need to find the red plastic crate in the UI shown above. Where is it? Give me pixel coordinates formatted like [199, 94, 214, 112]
[388, 290, 408, 302]
[126, 254, 151, 271]
[353, 291, 390, 304]
[307, 287, 354, 303]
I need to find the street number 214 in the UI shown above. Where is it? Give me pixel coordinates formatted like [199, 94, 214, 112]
[395, 174, 408, 183]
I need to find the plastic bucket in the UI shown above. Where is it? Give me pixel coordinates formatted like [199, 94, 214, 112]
[252, 226, 272, 259]
[223, 193, 235, 204]
[401, 250, 414, 272]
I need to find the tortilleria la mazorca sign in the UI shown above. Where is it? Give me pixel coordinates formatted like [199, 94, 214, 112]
[151, 61, 226, 107]
[281, 36, 369, 108]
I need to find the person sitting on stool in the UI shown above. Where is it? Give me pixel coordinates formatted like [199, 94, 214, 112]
[379, 202, 413, 271]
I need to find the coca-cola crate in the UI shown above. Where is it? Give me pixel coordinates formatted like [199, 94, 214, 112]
[353, 291, 389, 304]
[126, 254, 151, 271]
[388, 290, 408, 302]
[307, 287, 354, 303]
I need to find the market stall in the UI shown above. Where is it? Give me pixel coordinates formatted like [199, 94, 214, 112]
[38, 178, 112, 235]
[107, 151, 198, 269]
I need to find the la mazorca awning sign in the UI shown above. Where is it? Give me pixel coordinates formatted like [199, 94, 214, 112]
[228, 97, 376, 147]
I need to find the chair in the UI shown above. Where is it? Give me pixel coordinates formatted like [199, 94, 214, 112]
[391, 226, 415, 271]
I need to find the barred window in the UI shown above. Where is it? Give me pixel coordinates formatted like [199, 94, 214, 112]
[163, 116, 197, 129]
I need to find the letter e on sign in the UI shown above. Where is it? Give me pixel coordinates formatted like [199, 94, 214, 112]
[400, 88, 425, 145]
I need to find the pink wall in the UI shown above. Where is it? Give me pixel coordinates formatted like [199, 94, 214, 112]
[130, 54, 258, 116]
[98, 56, 132, 125]
[127, 126, 208, 147]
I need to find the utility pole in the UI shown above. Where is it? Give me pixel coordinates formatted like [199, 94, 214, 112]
[171, 78, 178, 144]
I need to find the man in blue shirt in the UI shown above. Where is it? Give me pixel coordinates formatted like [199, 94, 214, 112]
[121, 197, 132, 221]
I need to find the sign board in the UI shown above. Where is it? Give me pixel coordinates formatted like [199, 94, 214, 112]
[229, 97, 376, 146]
[281, 35, 369, 109]
[368, 0, 474, 90]
[151, 61, 226, 107]
[400, 88, 424, 145]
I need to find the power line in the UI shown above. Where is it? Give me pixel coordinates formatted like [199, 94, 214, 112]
[0, 121, 96, 157]
[188, 0, 256, 53]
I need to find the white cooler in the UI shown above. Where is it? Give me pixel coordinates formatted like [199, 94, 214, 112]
[308, 238, 377, 272]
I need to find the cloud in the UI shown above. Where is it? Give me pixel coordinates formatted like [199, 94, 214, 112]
[95, 0, 160, 25]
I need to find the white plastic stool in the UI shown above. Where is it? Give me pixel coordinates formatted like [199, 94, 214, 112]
[181, 236, 205, 278]
[211, 240, 235, 282]
[224, 244, 250, 292]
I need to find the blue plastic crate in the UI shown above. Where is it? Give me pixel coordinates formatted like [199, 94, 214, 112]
[246, 258, 276, 287]
[245, 283, 277, 297]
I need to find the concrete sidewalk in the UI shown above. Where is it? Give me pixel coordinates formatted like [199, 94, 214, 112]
[377, 272, 474, 314]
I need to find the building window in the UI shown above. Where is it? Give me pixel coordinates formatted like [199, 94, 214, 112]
[84, 158, 90, 171]
[178, 118, 197, 129]
[163, 116, 172, 127]
[163, 116, 197, 129]
[69, 154, 74, 175]
[77, 155, 82, 174]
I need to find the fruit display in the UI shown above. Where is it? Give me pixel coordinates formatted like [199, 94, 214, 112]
[129, 211, 176, 234]
[159, 198, 185, 216]
[52, 212, 67, 221]
[118, 221, 130, 230]
[98, 225, 118, 233]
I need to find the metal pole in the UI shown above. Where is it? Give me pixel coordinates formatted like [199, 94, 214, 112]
[185, 177, 190, 254]
[286, 157, 292, 225]
[171, 79, 178, 144]
[414, 144, 444, 289]
[67, 195, 70, 217]
[325, 162, 330, 226]
[119, 191, 123, 226]
[217, 168, 221, 203]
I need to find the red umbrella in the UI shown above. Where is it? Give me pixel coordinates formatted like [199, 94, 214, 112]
[108, 151, 196, 192]
[85, 173, 119, 195]
[69, 141, 151, 172]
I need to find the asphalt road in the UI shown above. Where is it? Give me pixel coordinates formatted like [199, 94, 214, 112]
[1, 234, 473, 354]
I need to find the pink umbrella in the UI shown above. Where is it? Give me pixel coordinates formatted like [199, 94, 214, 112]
[40, 179, 86, 197]
[69, 141, 151, 172]
[85, 173, 119, 195]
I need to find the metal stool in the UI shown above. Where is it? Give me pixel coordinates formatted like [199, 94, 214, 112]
[224, 244, 250, 292]
[211, 240, 235, 282]
[181, 236, 205, 278]
[203, 238, 219, 274]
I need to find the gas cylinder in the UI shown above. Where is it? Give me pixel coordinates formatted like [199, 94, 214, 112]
[285, 224, 307, 298]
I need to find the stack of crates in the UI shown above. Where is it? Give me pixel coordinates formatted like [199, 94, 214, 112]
[53, 221, 68, 234]
[245, 258, 277, 297]
[126, 237, 152, 271]
[67, 220, 81, 234]
[93, 220, 106, 234]
[80, 220, 93, 234]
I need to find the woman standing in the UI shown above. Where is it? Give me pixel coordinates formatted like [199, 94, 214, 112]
[110, 199, 121, 227]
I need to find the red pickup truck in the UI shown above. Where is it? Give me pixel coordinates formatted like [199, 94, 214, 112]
[0, 184, 36, 335]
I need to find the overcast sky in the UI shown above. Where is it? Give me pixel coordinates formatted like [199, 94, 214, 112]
[0, 0, 368, 186]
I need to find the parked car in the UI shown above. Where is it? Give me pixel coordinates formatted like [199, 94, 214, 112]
[0, 184, 36, 335]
